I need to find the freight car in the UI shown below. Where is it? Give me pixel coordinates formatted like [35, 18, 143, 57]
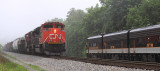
[12, 37, 26, 53]
[12, 38, 20, 52]
[86, 24, 160, 62]
[2, 42, 13, 52]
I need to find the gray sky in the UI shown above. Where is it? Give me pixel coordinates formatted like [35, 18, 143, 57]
[0, 0, 100, 45]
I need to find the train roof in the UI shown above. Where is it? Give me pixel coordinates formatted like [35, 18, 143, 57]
[130, 24, 160, 38]
[130, 24, 160, 33]
[87, 35, 101, 40]
[87, 24, 160, 41]
[87, 31, 128, 40]
[104, 30, 128, 37]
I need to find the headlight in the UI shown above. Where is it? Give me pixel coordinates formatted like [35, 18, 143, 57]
[54, 29, 56, 33]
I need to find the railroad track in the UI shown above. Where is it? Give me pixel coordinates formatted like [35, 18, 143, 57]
[49, 56, 160, 71]
[3, 51, 159, 70]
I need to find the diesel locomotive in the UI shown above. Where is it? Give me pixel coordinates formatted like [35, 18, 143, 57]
[87, 24, 160, 62]
[3, 22, 65, 55]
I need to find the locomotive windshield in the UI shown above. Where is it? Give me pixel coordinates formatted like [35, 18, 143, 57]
[55, 25, 63, 28]
[43, 25, 53, 28]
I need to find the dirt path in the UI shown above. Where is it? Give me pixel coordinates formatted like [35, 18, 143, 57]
[2, 55, 37, 71]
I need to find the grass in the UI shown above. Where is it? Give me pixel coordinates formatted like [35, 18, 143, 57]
[0, 48, 45, 71]
[4, 52, 45, 71]
[28, 64, 45, 71]
[0, 52, 27, 71]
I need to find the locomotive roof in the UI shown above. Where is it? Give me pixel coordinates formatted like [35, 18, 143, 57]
[87, 35, 101, 39]
[130, 24, 160, 32]
[44, 22, 64, 26]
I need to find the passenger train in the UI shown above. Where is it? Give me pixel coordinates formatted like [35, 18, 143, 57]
[86, 24, 160, 62]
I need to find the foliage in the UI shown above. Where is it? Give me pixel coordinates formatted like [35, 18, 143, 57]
[52, 0, 160, 57]
[64, 8, 86, 57]
[46, 18, 64, 23]
[0, 44, 2, 48]
[0, 54, 27, 71]
[99, 0, 142, 32]
[126, 0, 160, 29]
[5, 53, 45, 71]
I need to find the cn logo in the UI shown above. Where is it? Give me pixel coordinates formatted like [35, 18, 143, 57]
[49, 34, 62, 39]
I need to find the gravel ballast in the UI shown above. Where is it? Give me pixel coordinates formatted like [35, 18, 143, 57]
[3, 51, 153, 71]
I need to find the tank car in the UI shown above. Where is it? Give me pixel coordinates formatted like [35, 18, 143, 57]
[12, 37, 26, 53]
[12, 38, 20, 52]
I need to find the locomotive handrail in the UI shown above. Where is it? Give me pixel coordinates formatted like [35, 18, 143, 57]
[43, 36, 49, 43]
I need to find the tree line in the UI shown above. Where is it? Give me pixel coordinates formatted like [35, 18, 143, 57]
[50, 0, 160, 57]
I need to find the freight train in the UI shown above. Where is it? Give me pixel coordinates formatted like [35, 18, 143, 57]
[86, 24, 160, 62]
[3, 22, 65, 55]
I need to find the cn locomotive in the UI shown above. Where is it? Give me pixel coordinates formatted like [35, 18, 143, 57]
[3, 22, 65, 55]
[86, 24, 160, 62]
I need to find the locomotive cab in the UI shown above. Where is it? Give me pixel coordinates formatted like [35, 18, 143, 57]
[40, 22, 66, 55]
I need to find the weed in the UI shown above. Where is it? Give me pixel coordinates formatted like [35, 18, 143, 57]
[0, 54, 27, 71]
[28, 64, 45, 71]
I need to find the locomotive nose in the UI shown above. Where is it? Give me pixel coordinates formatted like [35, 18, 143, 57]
[49, 34, 62, 39]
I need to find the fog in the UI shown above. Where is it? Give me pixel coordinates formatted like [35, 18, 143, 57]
[0, 0, 99, 45]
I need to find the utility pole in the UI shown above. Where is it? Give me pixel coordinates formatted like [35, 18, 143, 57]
[101, 33, 105, 58]
[127, 30, 130, 60]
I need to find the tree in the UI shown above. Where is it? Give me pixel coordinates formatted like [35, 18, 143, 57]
[0, 44, 2, 49]
[64, 8, 86, 57]
[51, 0, 160, 58]
[125, 0, 160, 29]
[46, 18, 64, 23]
[100, 0, 142, 32]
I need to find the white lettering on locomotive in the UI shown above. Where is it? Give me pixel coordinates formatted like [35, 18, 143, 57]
[49, 34, 61, 39]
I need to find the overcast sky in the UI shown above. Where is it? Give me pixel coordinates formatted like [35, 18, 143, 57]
[0, 0, 100, 45]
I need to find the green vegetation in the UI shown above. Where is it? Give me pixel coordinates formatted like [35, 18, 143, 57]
[28, 64, 45, 71]
[0, 44, 2, 47]
[6, 54, 17, 60]
[126, 0, 160, 29]
[5, 53, 45, 71]
[0, 53, 27, 71]
[0, 44, 2, 50]
[50, 0, 160, 57]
